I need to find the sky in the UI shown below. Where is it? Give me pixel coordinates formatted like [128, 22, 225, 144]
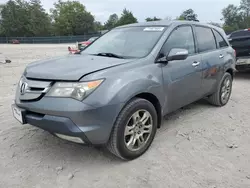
[0, 0, 241, 23]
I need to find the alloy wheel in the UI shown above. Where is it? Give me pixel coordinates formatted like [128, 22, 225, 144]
[124, 110, 153, 151]
[221, 77, 232, 104]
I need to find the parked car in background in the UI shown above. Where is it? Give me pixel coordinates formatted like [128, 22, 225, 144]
[77, 36, 99, 49]
[68, 36, 99, 54]
[11, 39, 20, 44]
[12, 20, 235, 160]
[228, 29, 250, 72]
[67, 46, 81, 54]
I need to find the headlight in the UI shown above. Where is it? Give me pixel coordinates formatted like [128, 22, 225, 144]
[46, 79, 104, 101]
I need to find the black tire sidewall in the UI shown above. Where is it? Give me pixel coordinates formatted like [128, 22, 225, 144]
[115, 99, 158, 160]
[219, 73, 232, 106]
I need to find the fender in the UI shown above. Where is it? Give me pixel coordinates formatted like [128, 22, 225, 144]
[212, 52, 235, 92]
[111, 78, 165, 107]
[82, 58, 166, 110]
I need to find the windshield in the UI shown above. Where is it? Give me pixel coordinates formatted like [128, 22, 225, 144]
[83, 26, 166, 58]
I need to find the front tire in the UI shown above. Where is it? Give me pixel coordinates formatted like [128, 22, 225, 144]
[107, 98, 158, 160]
[207, 72, 232, 106]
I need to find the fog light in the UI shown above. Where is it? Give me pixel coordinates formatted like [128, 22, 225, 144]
[55, 133, 84, 144]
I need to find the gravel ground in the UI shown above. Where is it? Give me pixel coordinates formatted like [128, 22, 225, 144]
[0, 44, 250, 188]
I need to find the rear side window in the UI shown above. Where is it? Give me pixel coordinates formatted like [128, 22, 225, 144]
[213, 30, 228, 48]
[161, 26, 195, 55]
[195, 26, 216, 53]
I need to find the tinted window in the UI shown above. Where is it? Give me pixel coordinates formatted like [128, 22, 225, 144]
[161, 26, 195, 56]
[84, 26, 166, 58]
[195, 26, 216, 52]
[230, 30, 250, 38]
[213, 30, 228, 48]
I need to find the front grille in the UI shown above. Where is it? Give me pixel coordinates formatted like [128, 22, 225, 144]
[18, 77, 52, 101]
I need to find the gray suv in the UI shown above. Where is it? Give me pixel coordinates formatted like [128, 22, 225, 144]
[12, 20, 236, 160]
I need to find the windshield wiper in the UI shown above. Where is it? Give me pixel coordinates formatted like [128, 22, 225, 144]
[93, 52, 125, 59]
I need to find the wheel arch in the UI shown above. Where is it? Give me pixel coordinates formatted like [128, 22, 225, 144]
[133, 92, 162, 128]
[226, 68, 234, 80]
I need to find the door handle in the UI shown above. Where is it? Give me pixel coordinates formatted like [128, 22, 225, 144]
[192, 61, 200, 67]
[219, 54, 224, 59]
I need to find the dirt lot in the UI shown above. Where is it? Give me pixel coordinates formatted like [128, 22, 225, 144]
[0, 44, 250, 188]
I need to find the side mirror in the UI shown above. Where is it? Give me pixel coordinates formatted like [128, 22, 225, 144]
[167, 48, 189, 61]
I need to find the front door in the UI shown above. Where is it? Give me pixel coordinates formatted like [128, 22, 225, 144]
[160, 25, 203, 113]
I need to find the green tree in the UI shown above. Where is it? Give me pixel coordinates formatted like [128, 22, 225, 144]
[222, 4, 245, 33]
[103, 13, 119, 30]
[28, 0, 52, 36]
[0, 4, 3, 17]
[1, 0, 31, 37]
[240, 0, 250, 28]
[223, 25, 236, 34]
[116, 8, 138, 26]
[94, 21, 103, 31]
[51, 0, 95, 35]
[0, 0, 51, 37]
[240, 0, 250, 17]
[0, 4, 4, 36]
[178, 9, 198, 21]
[145, 16, 161, 22]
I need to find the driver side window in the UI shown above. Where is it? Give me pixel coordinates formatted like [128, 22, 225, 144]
[161, 26, 195, 57]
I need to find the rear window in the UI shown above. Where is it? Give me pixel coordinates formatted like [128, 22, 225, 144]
[213, 30, 228, 48]
[230, 30, 250, 38]
[195, 26, 217, 53]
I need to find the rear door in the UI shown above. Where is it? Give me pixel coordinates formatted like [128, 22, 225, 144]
[160, 25, 203, 112]
[194, 26, 222, 95]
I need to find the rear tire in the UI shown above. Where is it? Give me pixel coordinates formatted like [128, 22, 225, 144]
[207, 72, 232, 106]
[107, 98, 158, 160]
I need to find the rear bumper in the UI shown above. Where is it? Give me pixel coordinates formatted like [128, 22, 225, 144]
[14, 97, 124, 145]
[236, 64, 250, 71]
[236, 57, 250, 71]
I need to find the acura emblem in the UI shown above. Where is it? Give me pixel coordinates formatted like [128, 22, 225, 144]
[20, 82, 28, 95]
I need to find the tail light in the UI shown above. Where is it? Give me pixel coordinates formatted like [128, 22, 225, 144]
[234, 49, 237, 61]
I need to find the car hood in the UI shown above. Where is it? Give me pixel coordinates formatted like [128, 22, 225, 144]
[24, 54, 135, 81]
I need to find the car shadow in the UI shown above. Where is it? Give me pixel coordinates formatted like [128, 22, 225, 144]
[234, 72, 250, 80]
[6, 127, 123, 164]
[160, 99, 213, 132]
